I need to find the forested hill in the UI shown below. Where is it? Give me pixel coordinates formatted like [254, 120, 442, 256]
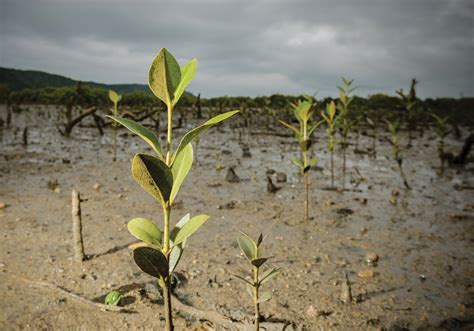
[0, 67, 149, 93]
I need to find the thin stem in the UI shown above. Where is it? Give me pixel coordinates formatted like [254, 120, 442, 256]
[253, 267, 260, 331]
[304, 171, 309, 222]
[330, 149, 334, 188]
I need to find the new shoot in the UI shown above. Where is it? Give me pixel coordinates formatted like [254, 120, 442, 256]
[235, 232, 281, 331]
[386, 119, 411, 190]
[108, 89, 122, 161]
[108, 48, 238, 330]
[431, 113, 451, 175]
[279, 98, 322, 222]
[321, 101, 338, 188]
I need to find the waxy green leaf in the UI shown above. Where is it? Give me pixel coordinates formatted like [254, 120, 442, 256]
[169, 244, 183, 273]
[173, 214, 210, 245]
[257, 291, 272, 303]
[173, 58, 197, 106]
[108, 116, 163, 158]
[234, 274, 253, 286]
[170, 143, 193, 204]
[148, 48, 181, 107]
[237, 232, 257, 261]
[108, 89, 122, 104]
[127, 217, 162, 246]
[133, 246, 168, 279]
[172, 110, 239, 163]
[259, 267, 281, 284]
[131, 154, 173, 207]
[104, 291, 121, 306]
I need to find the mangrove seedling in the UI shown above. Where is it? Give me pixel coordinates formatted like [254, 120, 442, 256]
[108, 89, 122, 161]
[336, 77, 356, 189]
[104, 290, 121, 306]
[321, 100, 338, 187]
[235, 232, 281, 331]
[431, 113, 451, 174]
[108, 48, 239, 330]
[385, 119, 411, 190]
[279, 98, 322, 222]
[366, 116, 377, 158]
[396, 78, 419, 146]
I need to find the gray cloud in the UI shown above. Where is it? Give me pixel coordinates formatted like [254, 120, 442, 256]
[1, 0, 473, 97]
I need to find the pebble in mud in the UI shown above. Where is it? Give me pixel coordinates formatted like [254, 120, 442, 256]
[365, 252, 379, 266]
[93, 182, 101, 191]
[276, 171, 287, 183]
[225, 167, 240, 183]
[0, 202, 6, 209]
[357, 269, 375, 278]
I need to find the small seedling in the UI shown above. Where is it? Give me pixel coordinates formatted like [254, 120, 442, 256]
[235, 232, 281, 331]
[279, 97, 322, 222]
[366, 116, 377, 158]
[321, 101, 338, 187]
[431, 113, 451, 174]
[108, 48, 239, 330]
[336, 77, 356, 189]
[108, 89, 122, 161]
[104, 290, 121, 306]
[385, 119, 411, 190]
[396, 78, 419, 146]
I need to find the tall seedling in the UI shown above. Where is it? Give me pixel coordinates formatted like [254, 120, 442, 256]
[431, 113, 450, 175]
[279, 98, 322, 222]
[336, 78, 356, 189]
[235, 232, 281, 331]
[108, 48, 238, 330]
[321, 101, 338, 187]
[108, 89, 122, 161]
[386, 119, 411, 190]
[396, 78, 419, 146]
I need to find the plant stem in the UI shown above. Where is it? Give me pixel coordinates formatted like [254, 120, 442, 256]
[304, 171, 309, 222]
[342, 137, 347, 189]
[253, 267, 260, 331]
[330, 149, 334, 188]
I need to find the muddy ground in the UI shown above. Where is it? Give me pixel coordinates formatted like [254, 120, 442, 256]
[0, 105, 473, 330]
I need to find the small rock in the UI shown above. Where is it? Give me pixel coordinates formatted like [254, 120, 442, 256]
[0, 202, 6, 209]
[93, 183, 101, 191]
[54, 187, 61, 194]
[0, 262, 5, 268]
[225, 167, 240, 183]
[265, 169, 276, 175]
[241, 146, 251, 158]
[365, 252, 379, 266]
[340, 273, 352, 303]
[336, 208, 354, 216]
[276, 172, 287, 183]
[306, 305, 317, 318]
[357, 269, 374, 278]
[267, 176, 280, 193]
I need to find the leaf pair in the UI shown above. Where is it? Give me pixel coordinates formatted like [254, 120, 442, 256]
[148, 48, 197, 108]
[130, 213, 210, 278]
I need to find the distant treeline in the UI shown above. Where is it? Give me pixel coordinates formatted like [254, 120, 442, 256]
[1, 83, 472, 123]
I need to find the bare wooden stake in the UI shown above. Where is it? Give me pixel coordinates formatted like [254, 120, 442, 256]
[72, 190, 86, 262]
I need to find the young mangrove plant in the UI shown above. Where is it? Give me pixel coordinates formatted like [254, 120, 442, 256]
[431, 113, 451, 174]
[321, 101, 338, 187]
[396, 78, 419, 146]
[385, 119, 411, 190]
[108, 89, 122, 161]
[235, 232, 281, 331]
[366, 116, 377, 158]
[108, 48, 238, 330]
[279, 98, 322, 222]
[336, 78, 356, 189]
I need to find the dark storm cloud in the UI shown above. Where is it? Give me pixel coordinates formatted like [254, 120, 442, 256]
[1, 0, 473, 97]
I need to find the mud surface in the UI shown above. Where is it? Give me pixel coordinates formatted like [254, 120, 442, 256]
[0, 105, 473, 330]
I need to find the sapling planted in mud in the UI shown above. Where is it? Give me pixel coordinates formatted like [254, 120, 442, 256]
[385, 119, 411, 190]
[279, 98, 322, 222]
[108, 89, 122, 161]
[366, 116, 377, 158]
[108, 48, 238, 330]
[431, 114, 451, 175]
[235, 232, 281, 331]
[336, 77, 356, 189]
[321, 101, 338, 187]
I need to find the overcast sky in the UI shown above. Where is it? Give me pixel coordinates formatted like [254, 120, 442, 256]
[1, 0, 473, 98]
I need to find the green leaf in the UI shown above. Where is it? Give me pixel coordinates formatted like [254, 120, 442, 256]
[300, 139, 312, 152]
[173, 58, 197, 106]
[291, 158, 304, 169]
[170, 213, 190, 243]
[259, 268, 281, 284]
[107, 116, 163, 158]
[257, 291, 272, 303]
[308, 157, 319, 167]
[327, 101, 336, 119]
[234, 274, 253, 286]
[127, 218, 162, 246]
[148, 48, 182, 107]
[251, 257, 270, 268]
[172, 110, 239, 163]
[170, 143, 193, 204]
[278, 120, 300, 138]
[131, 154, 173, 207]
[173, 214, 210, 245]
[133, 246, 168, 279]
[108, 89, 122, 104]
[237, 231, 257, 261]
[169, 244, 183, 273]
[104, 291, 121, 306]
[246, 284, 254, 298]
[308, 120, 323, 137]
